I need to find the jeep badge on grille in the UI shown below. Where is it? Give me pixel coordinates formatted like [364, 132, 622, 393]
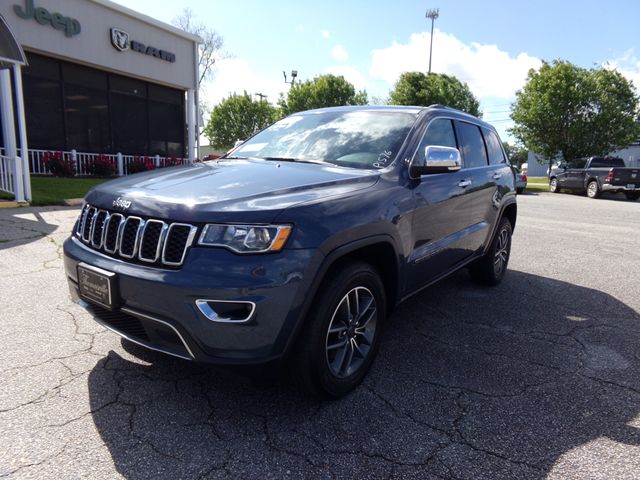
[112, 197, 132, 210]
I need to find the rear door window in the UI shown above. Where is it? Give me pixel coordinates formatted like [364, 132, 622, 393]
[457, 121, 488, 168]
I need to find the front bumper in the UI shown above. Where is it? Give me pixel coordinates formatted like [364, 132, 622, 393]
[63, 236, 320, 365]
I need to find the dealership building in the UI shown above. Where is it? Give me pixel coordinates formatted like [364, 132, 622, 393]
[0, 0, 200, 201]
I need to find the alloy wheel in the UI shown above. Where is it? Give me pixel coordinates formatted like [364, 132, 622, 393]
[325, 286, 377, 378]
[493, 227, 510, 276]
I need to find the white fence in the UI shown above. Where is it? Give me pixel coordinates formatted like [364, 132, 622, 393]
[0, 148, 188, 177]
[0, 155, 15, 195]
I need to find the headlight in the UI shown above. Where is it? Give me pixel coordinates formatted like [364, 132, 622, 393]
[198, 224, 292, 253]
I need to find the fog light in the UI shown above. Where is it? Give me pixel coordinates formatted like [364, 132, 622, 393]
[195, 299, 255, 323]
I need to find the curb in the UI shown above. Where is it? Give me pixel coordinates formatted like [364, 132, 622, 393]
[0, 201, 30, 209]
[63, 198, 85, 206]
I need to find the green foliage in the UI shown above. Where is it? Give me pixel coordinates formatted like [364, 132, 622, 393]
[204, 92, 278, 150]
[502, 142, 528, 168]
[388, 72, 481, 117]
[510, 60, 640, 165]
[278, 74, 368, 116]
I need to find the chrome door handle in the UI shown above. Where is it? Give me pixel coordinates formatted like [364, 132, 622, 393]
[457, 180, 472, 188]
[493, 173, 502, 180]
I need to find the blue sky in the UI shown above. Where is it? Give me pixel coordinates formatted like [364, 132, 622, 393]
[114, 0, 640, 142]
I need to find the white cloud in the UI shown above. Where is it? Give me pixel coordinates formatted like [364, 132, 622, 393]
[369, 30, 541, 100]
[604, 49, 640, 91]
[323, 65, 369, 91]
[331, 44, 349, 62]
[321, 30, 330, 39]
[200, 58, 287, 108]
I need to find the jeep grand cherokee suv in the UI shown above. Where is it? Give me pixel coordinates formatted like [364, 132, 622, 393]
[63, 105, 517, 397]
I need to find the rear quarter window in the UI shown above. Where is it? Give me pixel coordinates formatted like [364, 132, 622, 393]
[482, 128, 506, 165]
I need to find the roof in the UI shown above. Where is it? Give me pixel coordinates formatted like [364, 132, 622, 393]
[88, 0, 202, 43]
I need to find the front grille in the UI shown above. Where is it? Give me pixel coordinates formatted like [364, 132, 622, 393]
[76, 204, 196, 267]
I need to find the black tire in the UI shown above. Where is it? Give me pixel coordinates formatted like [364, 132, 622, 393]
[624, 192, 640, 201]
[469, 217, 513, 286]
[516, 187, 524, 194]
[291, 262, 386, 398]
[586, 180, 600, 198]
[549, 177, 559, 193]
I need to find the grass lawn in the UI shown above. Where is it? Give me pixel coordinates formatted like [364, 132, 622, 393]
[525, 176, 550, 192]
[29, 176, 108, 206]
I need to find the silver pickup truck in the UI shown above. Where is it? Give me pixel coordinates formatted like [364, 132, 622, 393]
[549, 156, 640, 200]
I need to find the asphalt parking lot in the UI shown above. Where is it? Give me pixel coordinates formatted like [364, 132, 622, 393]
[1, 191, 639, 479]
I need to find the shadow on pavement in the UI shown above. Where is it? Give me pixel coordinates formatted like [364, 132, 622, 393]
[0, 208, 67, 250]
[88, 269, 640, 479]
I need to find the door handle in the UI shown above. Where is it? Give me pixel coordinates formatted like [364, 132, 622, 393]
[457, 180, 472, 188]
[493, 173, 502, 180]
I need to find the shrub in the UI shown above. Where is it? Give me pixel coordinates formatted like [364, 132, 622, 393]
[128, 155, 155, 174]
[43, 151, 75, 177]
[90, 155, 116, 177]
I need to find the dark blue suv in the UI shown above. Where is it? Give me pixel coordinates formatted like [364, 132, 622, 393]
[63, 105, 516, 397]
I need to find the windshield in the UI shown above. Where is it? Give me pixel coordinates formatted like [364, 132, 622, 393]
[230, 110, 416, 170]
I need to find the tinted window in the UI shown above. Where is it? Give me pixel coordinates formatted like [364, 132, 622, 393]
[568, 158, 587, 169]
[412, 118, 457, 164]
[590, 157, 625, 168]
[483, 129, 505, 165]
[458, 122, 488, 168]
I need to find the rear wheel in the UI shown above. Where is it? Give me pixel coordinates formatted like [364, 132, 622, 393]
[469, 217, 512, 286]
[587, 181, 600, 198]
[292, 262, 386, 398]
[549, 178, 559, 193]
[624, 192, 640, 201]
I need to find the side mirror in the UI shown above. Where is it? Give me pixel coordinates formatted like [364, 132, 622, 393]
[410, 146, 462, 178]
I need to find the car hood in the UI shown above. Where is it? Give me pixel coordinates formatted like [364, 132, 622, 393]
[85, 158, 380, 223]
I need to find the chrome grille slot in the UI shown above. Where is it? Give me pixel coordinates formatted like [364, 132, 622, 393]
[163, 224, 197, 265]
[82, 207, 97, 242]
[74, 205, 195, 267]
[103, 214, 124, 253]
[119, 217, 143, 259]
[139, 220, 166, 263]
[91, 211, 109, 248]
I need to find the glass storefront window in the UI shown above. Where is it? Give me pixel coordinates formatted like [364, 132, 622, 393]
[22, 52, 185, 157]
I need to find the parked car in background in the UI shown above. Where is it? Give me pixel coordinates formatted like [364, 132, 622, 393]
[63, 105, 517, 398]
[515, 169, 527, 194]
[549, 156, 640, 200]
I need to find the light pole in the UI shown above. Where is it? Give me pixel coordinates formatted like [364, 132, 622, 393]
[283, 70, 298, 87]
[426, 8, 439, 74]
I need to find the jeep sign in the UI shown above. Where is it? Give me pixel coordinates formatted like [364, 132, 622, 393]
[14, 0, 81, 37]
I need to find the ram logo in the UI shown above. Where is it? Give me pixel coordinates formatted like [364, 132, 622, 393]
[110, 28, 129, 52]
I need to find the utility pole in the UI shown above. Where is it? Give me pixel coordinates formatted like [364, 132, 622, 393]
[255, 93, 267, 102]
[426, 8, 439, 74]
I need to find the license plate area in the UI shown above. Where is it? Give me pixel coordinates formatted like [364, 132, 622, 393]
[77, 263, 118, 309]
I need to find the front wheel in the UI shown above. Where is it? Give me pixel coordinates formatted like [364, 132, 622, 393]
[469, 218, 513, 286]
[587, 181, 600, 198]
[624, 192, 640, 201]
[291, 262, 386, 398]
[549, 178, 559, 193]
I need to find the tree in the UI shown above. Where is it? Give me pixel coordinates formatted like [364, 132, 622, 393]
[278, 74, 368, 116]
[388, 72, 481, 117]
[172, 9, 226, 86]
[203, 92, 278, 150]
[510, 60, 640, 176]
[502, 142, 528, 169]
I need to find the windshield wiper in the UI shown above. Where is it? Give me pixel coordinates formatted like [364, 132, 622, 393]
[260, 156, 327, 165]
[220, 155, 248, 160]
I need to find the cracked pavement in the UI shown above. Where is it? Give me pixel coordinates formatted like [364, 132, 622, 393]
[1, 193, 640, 479]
